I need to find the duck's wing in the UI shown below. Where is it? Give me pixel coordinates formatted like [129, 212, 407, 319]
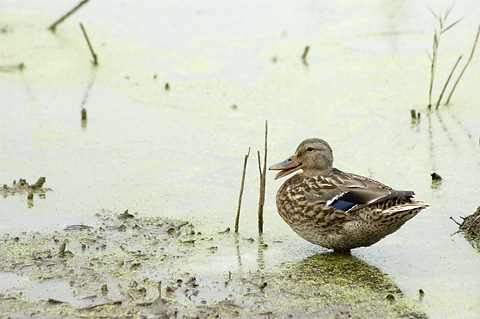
[301, 169, 414, 213]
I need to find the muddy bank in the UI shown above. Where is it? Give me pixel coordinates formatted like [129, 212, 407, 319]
[0, 210, 425, 318]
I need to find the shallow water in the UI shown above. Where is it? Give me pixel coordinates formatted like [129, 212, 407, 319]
[1, 1, 480, 318]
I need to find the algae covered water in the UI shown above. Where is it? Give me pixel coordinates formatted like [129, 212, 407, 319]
[1, 1, 480, 318]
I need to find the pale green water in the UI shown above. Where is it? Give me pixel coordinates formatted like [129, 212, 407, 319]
[1, 1, 480, 318]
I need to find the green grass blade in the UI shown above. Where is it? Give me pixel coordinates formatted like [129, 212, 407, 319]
[441, 17, 464, 34]
[428, 7, 439, 20]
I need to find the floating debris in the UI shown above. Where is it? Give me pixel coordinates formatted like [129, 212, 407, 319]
[1, 177, 50, 203]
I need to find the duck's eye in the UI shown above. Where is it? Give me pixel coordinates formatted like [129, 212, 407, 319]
[306, 147, 314, 151]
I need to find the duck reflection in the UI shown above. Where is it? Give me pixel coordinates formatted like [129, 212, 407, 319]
[273, 252, 427, 319]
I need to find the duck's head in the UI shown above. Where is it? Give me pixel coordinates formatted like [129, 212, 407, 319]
[269, 138, 334, 180]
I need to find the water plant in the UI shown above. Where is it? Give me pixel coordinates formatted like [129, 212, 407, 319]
[427, 6, 480, 109]
[426, 4, 463, 109]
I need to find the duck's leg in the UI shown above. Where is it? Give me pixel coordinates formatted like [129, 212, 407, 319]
[333, 248, 351, 254]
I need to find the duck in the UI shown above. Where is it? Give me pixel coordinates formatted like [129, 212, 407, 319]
[269, 138, 429, 252]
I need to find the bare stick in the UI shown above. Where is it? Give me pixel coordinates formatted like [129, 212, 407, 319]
[257, 120, 268, 234]
[301, 46, 310, 66]
[235, 147, 250, 233]
[435, 55, 462, 109]
[79, 23, 98, 65]
[49, 0, 90, 32]
[446, 24, 480, 105]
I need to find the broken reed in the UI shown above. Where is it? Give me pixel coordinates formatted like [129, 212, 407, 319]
[235, 147, 250, 233]
[49, 0, 90, 32]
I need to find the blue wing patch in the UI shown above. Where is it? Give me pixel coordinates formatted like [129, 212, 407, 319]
[330, 199, 356, 211]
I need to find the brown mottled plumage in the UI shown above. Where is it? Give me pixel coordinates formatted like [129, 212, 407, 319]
[269, 138, 429, 252]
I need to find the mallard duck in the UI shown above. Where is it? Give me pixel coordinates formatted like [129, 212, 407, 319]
[269, 138, 429, 252]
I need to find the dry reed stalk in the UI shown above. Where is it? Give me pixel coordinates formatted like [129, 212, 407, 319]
[257, 121, 268, 233]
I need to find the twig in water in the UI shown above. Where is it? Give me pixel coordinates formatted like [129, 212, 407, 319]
[446, 23, 480, 105]
[301, 45, 310, 66]
[79, 23, 98, 65]
[450, 216, 461, 226]
[257, 121, 268, 234]
[48, 0, 90, 32]
[234, 147, 250, 233]
[436, 55, 462, 109]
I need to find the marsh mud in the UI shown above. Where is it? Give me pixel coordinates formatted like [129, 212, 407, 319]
[0, 210, 425, 318]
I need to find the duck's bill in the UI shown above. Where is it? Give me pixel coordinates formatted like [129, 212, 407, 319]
[269, 154, 302, 180]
